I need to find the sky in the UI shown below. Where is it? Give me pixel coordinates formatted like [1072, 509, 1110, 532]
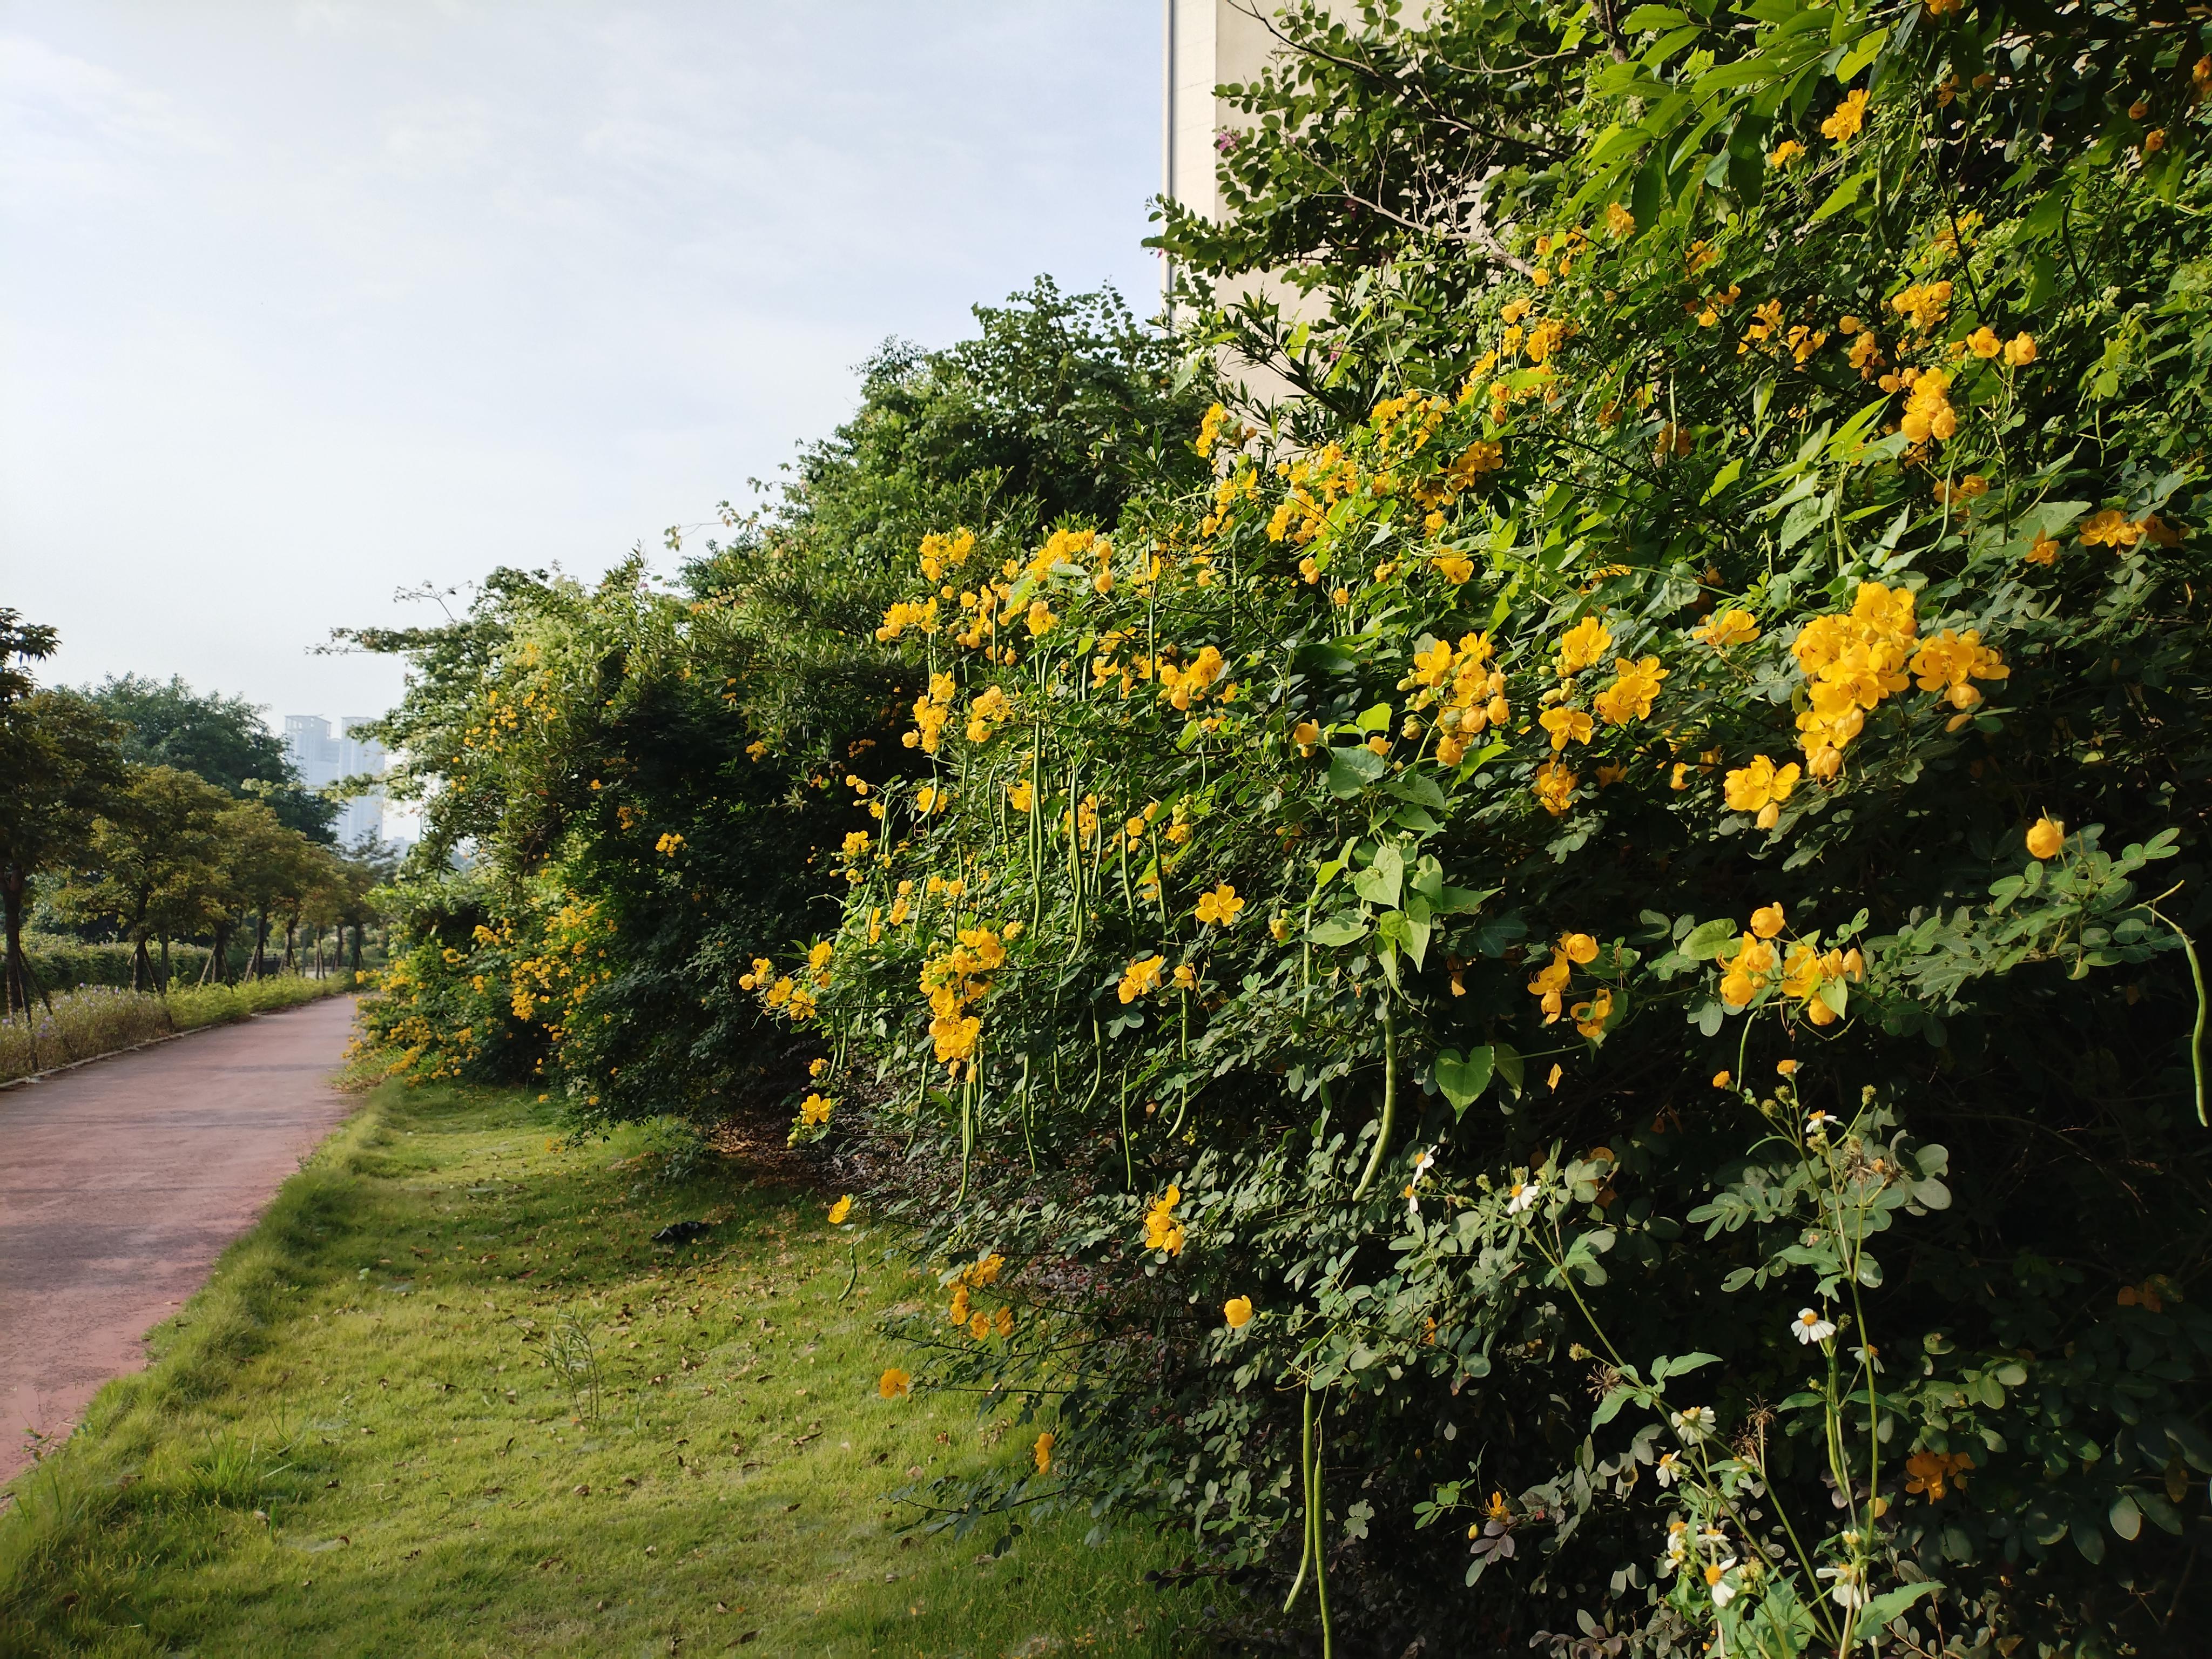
[1, 1, 1164, 731]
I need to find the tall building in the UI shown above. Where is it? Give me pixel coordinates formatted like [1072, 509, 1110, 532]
[283, 714, 394, 846]
[1161, 1, 1380, 396]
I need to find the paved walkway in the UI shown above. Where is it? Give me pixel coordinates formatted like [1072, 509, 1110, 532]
[0, 995, 358, 1486]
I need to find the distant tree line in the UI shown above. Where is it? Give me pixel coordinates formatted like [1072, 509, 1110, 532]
[0, 610, 394, 1014]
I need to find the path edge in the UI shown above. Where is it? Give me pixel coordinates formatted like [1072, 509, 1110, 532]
[0, 991, 356, 1095]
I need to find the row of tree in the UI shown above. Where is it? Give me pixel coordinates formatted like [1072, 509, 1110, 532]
[0, 611, 390, 1014]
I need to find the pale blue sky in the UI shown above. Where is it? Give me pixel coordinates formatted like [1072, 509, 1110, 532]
[2, 2, 1163, 724]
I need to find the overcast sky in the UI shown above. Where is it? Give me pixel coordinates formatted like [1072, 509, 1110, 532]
[2, 2, 1163, 727]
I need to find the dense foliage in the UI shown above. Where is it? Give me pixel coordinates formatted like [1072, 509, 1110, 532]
[361, 6, 2212, 1653]
[352, 282, 1205, 1120]
[0, 614, 380, 1009]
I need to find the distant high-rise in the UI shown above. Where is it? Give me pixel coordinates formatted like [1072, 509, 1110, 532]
[283, 714, 395, 845]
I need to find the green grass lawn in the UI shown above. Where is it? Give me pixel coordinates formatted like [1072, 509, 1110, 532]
[0, 1079, 1226, 1657]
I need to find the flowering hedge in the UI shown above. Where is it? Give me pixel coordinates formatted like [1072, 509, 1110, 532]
[361, 2, 2212, 1650]
[753, 2, 2212, 1651]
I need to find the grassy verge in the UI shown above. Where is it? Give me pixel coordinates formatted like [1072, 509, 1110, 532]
[0, 974, 355, 1084]
[0, 1080, 1221, 1656]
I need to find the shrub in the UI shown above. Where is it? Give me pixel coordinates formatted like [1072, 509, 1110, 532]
[748, 3, 2212, 1652]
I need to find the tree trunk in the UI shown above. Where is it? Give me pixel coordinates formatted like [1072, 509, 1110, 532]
[281, 920, 297, 975]
[349, 925, 363, 973]
[1, 867, 48, 1017]
[158, 934, 172, 995]
[132, 935, 154, 994]
[202, 920, 231, 985]
[248, 912, 269, 980]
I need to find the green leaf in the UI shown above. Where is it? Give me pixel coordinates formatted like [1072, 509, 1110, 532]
[1807, 168, 1866, 225]
[2109, 1492, 2142, 1541]
[1683, 918, 1738, 959]
[1386, 772, 1448, 810]
[1352, 842, 1405, 907]
[1391, 804, 1445, 833]
[1700, 456, 1744, 504]
[1434, 1046, 1494, 1114]
[1492, 1041, 1525, 1096]
[1833, 25, 1885, 84]
[1307, 913, 1370, 948]
[1432, 884, 1497, 916]
[1327, 747, 1387, 798]
[1851, 1581, 1939, 1641]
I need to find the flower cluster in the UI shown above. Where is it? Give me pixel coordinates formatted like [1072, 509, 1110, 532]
[920, 927, 1005, 1072]
[1142, 1185, 1186, 1255]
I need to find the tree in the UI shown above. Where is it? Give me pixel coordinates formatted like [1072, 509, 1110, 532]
[84, 673, 336, 842]
[53, 765, 231, 992]
[214, 800, 320, 981]
[0, 621, 126, 1013]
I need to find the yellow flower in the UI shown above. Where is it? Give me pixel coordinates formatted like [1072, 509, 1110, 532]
[968, 1310, 992, 1341]
[1750, 903, 1786, 940]
[1117, 955, 1165, 1004]
[1172, 963, 1197, 992]
[1604, 202, 1635, 237]
[1692, 608, 1759, 648]
[2025, 532, 2060, 566]
[1292, 719, 1321, 756]
[1712, 1070, 1732, 1088]
[1572, 988, 1613, 1042]
[879, 1368, 912, 1399]
[1562, 933, 1599, 965]
[2026, 816, 2065, 860]
[828, 1195, 853, 1225]
[841, 830, 872, 858]
[799, 1092, 834, 1127]
[1539, 706, 1594, 750]
[2080, 509, 2143, 549]
[2004, 332, 2036, 366]
[1434, 553, 1474, 585]
[1143, 1186, 1186, 1255]
[1533, 758, 1577, 816]
[1820, 87, 1869, 143]
[1769, 139, 1805, 168]
[1592, 656, 1666, 725]
[1225, 1296, 1255, 1328]
[1528, 949, 1573, 1024]
[1724, 755, 1803, 815]
[1270, 914, 1293, 943]
[1008, 779, 1033, 812]
[1965, 325, 2002, 359]
[1556, 616, 1614, 676]
[1195, 884, 1245, 927]
[1034, 1429, 1056, 1473]
[1899, 367, 1957, 444]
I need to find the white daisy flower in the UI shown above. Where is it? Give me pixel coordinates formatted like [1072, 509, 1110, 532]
[1669, 1405, 1716, 1442]
[1805, 1109, 1839, 1137]
[1705, 1563, 1738, 1606]
[1505, 1176, 1543, 1215]
[1653, 1450, 1682, 1487]
[1817, 1560, 1866, 1609]
[1792, 1307, 1837, 1345]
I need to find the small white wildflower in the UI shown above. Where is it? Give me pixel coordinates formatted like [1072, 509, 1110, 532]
[1653, 1450, 1682, 1488]
[1805, 1109, 1839, 1137]
[1669, 1405, 1716, 1442]
[1817, 1560, 1867, 1609]
[1505, 1175, 1543, 1215]
[1792, 1307, 1837, 1345]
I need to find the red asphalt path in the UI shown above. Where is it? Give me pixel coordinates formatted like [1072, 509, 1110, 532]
[0, 995, 358, 1487]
